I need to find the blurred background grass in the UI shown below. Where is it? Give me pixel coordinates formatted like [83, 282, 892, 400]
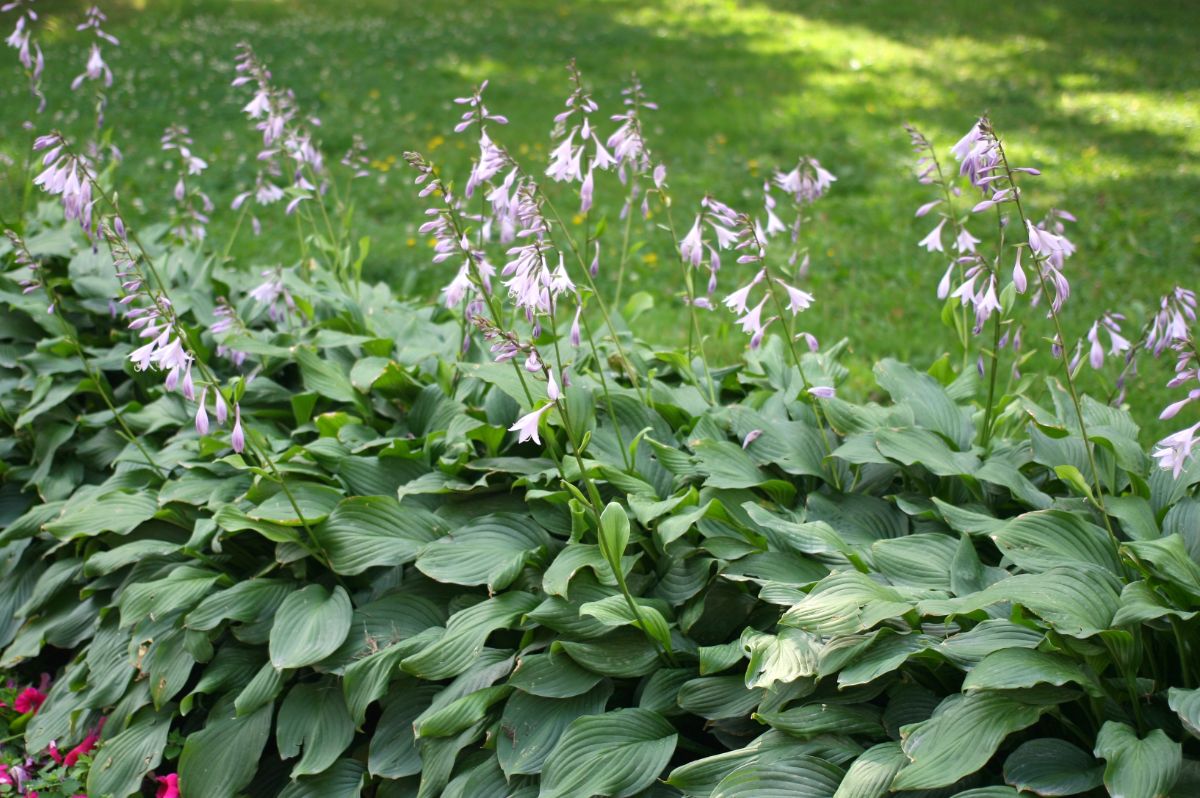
[2, 0, 1197, 439]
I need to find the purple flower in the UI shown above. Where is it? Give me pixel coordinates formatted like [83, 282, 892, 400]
[774, 157, 836, 204]
[195, 388, 210, 435]
[807, 386, 836, 399]
[918, 218, 946, 252]
[742, 429, 763, 448]
[776, 279, 813, 315]
[1153, 422, 1200, 478]
[509, 404, 552, 445]
[231, 404, 245, 453]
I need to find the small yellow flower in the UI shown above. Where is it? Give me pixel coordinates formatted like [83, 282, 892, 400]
[572, 214, 584, 226]
[427, 135, 445, 152]
[427, 238, 438, 248]
[368, 88, 381, 100]
[406, 237, 416, 247]
[715, 133, 727, 146]
[386, 154, 397, 163]
[642, 252, 659, 265]
[518, 143, 530, 155]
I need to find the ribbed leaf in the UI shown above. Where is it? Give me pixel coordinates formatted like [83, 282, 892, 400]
[87, 707, 172, 798]
[832, 741, 907, 798]
[1094, 722, 1181, 798]
[711, 754, 844, 797]
[962, 648, 1102, 697]
[269, 584, 352, 669]
[539, 708, 677, 798]
[415, 513, 551, 591]
[316, 496, 445, 575]
[178, 703, 272, 798]
[892, 693, 1046, 790]
[991, 510, 1120, 575]
[1003, 738, 1104, 796]
[277, 680, 355, 776]
[497, 681, 612, 776]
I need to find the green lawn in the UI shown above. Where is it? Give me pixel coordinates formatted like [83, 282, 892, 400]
[2, 0, 1197, 438]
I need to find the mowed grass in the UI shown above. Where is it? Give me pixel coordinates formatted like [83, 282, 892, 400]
[1, 0, 1197, 439]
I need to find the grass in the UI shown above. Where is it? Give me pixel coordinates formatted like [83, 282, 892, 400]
[2, 0, 1197, 439]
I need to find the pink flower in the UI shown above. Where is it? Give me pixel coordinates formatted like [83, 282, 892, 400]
[231, 404, 245, 453]
[63, 717, 105, 767]
[13, 686, 47, 715]
[156, 773, 180, 798]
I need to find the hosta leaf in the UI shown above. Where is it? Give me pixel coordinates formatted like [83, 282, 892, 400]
[781, 571, 912, 636]
[278, 758, 366, 798]
[296, 347, 358, 402]
[1094, 722, 1181, 798]
[1113, 581, 1198, 626]
[401, 592, 539, 680]
[991, 510, 1120, 575]
[1122, 535, 1200, 601]
[277, 680, 355, 776]
[369, 683, 440, 778]
[711, 754, 845, 797]
[875, 358, 972, 449]
[832, 741, 907, 798]
[560, 628, 660, 678]
[677, 676, 764, 720]
[316, 496, 445, 575]
[118, 566, 221, 627]
[415, 512, 552, 591]
[248, 482, 342, 526]
[269, 584, 353, 669]
[874, 426, 979, 476]
[919, 566, 1121, 638]
[233, 661, 284, 717]
[509, 651, 604, 698]
[871, 533, 958, 590]
[415, 685, 512, 738]
[937, 620, 1045, 668]
[599, 501, 631, 575]
[178, 703, 272, 798]
[185, 578, 293, 631]
[42, 490, 157, 539]
[756, 704, 883, 739]
[1168, 687, 1200, 739]
[892, 693, 1046, 790]
[693, 439, 773, 489]
[87, 706, 172, 798]
[1003, 738, 1104, 796]
[539, 708, 677, 798]
[962, 648, 1102, 697]
[743, 627, 819, 689]
[579, 594, 673, 651]
[497, 681, 612, 776]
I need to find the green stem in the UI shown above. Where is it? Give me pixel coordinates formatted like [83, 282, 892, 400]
[995, 138, 1116, 542]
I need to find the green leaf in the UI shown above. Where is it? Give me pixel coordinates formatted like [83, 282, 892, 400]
[185, 578, 293, 631]
[497, 681, 612, 776]
[756, 703, 883, 739]
[87, 707, 172, 798]
[875, 358, 972, 449]
[677, 676, 763, 720]
[711, 755, 845, 798]
[178, 703, 273, 798]
[539, 708, 678, 798]
[269, 584, 353, 669]
[1094, 722, 1181, 798]
[43, 490, 157, 539]
[233, 661, 285, 716]
[118, 566, 221, 628]
[296, 347, 358, 402]
[368, 683, 439, 778]
[278, 758, 366, 798]
[248, 482, 343, 526]
[874, 426, 979, 476]
[742, 628, 819, 690]
[415, 685, 512, 738]
[316, 496, 445, 575]
[1003, 738, 1104, 796]
[579, 594, 673, 651]
[599, 501, 631, 575]
[402, 592, 539, 680]
[963, 648, 1102, 697]
[510, 650, 604, 698]
[1123, 535, 1200, 601]
[781, 571, 912, 636]
[277, 680, 355, 776]
[991, 510, 1120, 575]
[1168, 688, 1200, 739]
[415, 512, 551, 591]
[919, 566, 1121, 639]
[892, 693, 1047, 790]
[832, 741, 908, 798]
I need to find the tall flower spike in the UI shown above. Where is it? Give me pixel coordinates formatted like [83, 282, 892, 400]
[4, 0, 46, 110]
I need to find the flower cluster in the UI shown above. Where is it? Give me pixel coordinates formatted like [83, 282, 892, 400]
[31, 133, 96, 234]
[474, 316, 562, 444]
[3, 0, 44, 110]
[405, 151, 495, 315]
[231, 42, 323, 221]
[546, 61, 614, 212]
[721, 212, 816, 350]
[4, 230, 50, 311]
[679, 194, 739, 307]
[161, 125, 213, 241]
